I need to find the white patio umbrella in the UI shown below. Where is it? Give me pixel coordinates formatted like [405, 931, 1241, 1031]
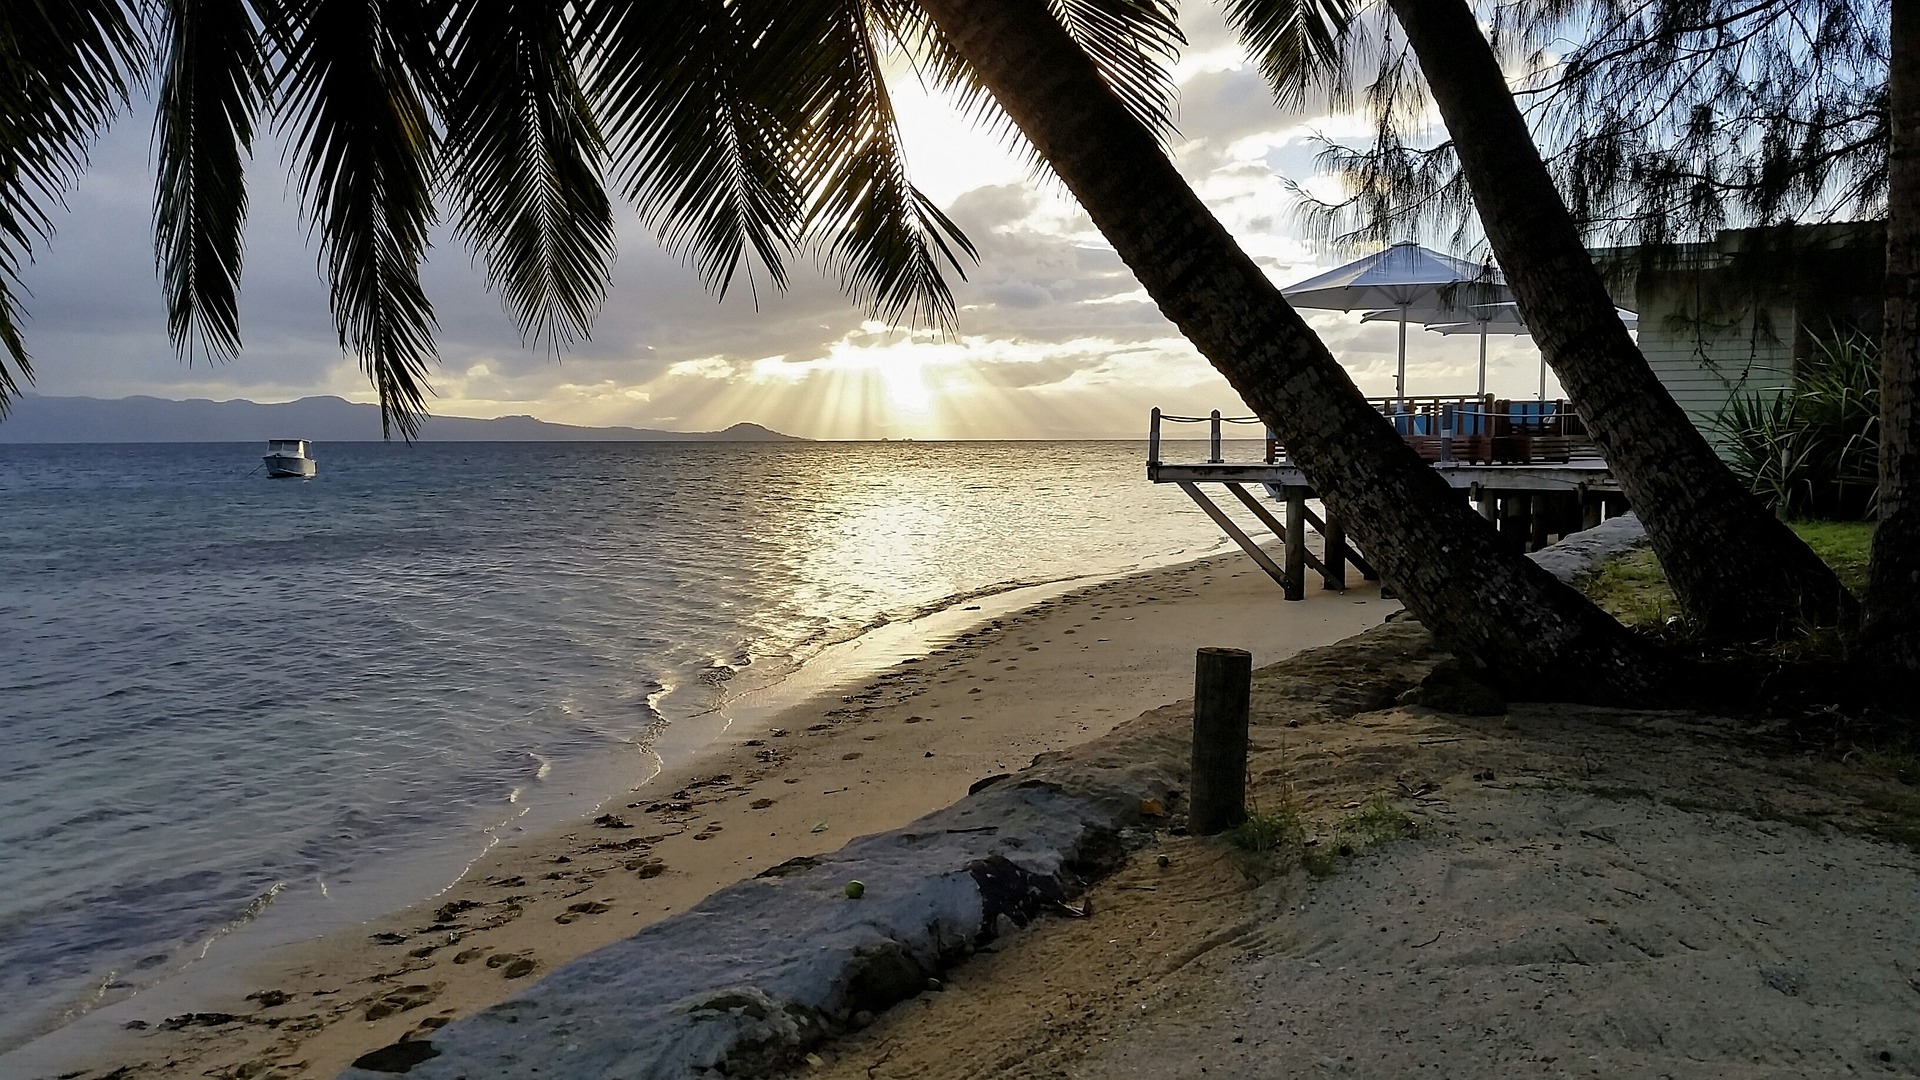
[1418, 302, 1637, 400]
[1282, 241, 1511, 401]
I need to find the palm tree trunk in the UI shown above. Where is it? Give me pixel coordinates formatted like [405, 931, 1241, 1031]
[1867, 0, 1920, 673]
[1385, 0, 1856, 641]
[912, 0, 1668, 701]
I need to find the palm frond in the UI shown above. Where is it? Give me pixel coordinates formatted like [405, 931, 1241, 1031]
[1221, 0, 1357, 110]
[155, 0, 268, 361]
[578, 0, 801, 301]
[783, 0, 976, 329]
[871, 0, 1180, 159]
[438, 0, 614, 351]
[1050, 0, 1183, 133]
[0, 0, 143, 414]
[273, 0, 439, 439]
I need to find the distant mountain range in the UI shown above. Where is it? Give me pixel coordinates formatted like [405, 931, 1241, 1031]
[0, 394, 805, 443]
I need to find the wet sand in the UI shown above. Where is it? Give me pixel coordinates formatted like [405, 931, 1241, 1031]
[31, 554, 1391, 1080]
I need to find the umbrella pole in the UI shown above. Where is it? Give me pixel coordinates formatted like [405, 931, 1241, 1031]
[1477, 325, 1488, 399]
[1397, 305, 1408, 404]
[1538, 355, 1547, 400]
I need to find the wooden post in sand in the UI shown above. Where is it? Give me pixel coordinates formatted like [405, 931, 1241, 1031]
[1191, 647, 1252, 835]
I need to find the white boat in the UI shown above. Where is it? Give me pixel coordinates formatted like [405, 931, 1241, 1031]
[263, 438, 317, 478]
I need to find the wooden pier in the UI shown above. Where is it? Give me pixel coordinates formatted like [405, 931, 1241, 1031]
[1149, 400, 1629, 600]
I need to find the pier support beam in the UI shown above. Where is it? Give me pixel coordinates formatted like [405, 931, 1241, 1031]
[1283, 488, 1307, 601]
[1175, 482, 1289, 592]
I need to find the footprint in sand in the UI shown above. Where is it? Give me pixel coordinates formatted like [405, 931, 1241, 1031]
[750, 798, 776, 809]
[363, 983, 442, 1022]
[486, 953, 539, 979]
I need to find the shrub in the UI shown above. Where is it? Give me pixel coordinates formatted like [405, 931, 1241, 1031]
[1715, 330, 1879, 520]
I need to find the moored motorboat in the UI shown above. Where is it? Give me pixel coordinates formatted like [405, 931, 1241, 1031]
[263, 438, 317, 478]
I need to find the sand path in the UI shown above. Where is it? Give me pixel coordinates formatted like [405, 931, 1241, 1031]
[796, 623, 1920, 1080]
[25, 555, 1389, 1080]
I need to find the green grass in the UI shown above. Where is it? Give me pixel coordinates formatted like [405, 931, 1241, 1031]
[1225, 795, 1414, 879]
[1790, 520, 1873, 595]
[1580, 520, 1874, 630]
[1584, 548, 1676, 628]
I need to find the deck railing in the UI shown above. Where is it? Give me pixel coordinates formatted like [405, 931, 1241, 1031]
[1148, 398, 1594, 468]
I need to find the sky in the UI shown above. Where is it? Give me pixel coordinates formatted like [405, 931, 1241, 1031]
[16, 8, 1562, 441]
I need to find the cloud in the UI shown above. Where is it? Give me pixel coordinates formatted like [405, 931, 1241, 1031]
[11, 14, 1538, 439]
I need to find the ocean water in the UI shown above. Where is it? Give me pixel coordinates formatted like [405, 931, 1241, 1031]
[0, 439, 1253, 1053]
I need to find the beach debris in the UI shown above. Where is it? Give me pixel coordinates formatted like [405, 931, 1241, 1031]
[123, 1019, 149, 1030]
[1472, 769, 1497, 782]
[159, 1012, 239, 1030]
[770, 728, 789, 737]
[593, 814, 632, 829]
[369, 932, 409, 946]
[247, 989, 292, 1009]
[805, 1053, 827, 1068]
[351, 1039, 441, 1073]
[844, 880, 866, 899]
[1139, 798, 1167, 817]
[811, 821, 830, 833]
[433, 899, 479, 923]
[1054, 899, 1091, 918]
[925, 751, 936, 758]
[926, 977, 944, 992]
[744, 739, 765, 746]
[808, 723, 831, 732]
[1156, 854, 1171, 868]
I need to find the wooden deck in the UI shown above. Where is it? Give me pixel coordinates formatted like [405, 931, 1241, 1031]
[1148, 402, 1630, 599]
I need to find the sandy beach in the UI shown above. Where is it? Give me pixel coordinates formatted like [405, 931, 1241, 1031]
[28, 552, 1391, 1080]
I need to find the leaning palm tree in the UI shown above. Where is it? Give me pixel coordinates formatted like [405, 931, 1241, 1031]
[0, 0, 1665, 697]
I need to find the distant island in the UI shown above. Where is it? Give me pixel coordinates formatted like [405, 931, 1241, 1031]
[0, 394, 806, 443]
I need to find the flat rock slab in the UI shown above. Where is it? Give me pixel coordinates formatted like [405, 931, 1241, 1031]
[1528, 512, 1646, 584]
[341, 735, 1184, 1079]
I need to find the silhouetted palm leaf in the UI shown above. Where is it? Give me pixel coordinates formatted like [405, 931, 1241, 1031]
[0, 0, 143, 414]
[1221, 0, 1357, 110]
[438, 0, 614, 350]
[580, 0, 801, 301]
[782, 0, 975, 329]
[155, 0, 268, 361]
[273, 0, 440, 438]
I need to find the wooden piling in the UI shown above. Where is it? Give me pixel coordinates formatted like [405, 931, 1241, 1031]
[1282, 489, 1307, 601]
[1323, 517, 1347, 590]
[1191, 647, 1252, 835]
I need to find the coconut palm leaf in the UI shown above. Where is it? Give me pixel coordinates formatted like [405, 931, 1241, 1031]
[870, 0, 1182, 156]
[780, 0, 975, 329]
[1220, 0, 1358, 110]
[579, 0, 802, 301]
[0, 0, 143, 414]
[272, 0, 440, 438]
[438, 0, 614, 350]
[154, 0, 269, 361]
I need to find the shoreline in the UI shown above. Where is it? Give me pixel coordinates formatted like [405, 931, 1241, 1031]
[21, 552, 1391, 1080]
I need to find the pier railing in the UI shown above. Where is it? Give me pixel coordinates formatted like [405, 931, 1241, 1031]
[1147, 397, 1595, 469]
[1146, 403, 1624, 598]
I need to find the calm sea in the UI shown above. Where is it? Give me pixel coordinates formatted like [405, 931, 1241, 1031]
[0, 439, 1252, 1053]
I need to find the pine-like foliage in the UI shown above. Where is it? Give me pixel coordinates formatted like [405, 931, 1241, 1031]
[1243, 0, 1890, 252]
